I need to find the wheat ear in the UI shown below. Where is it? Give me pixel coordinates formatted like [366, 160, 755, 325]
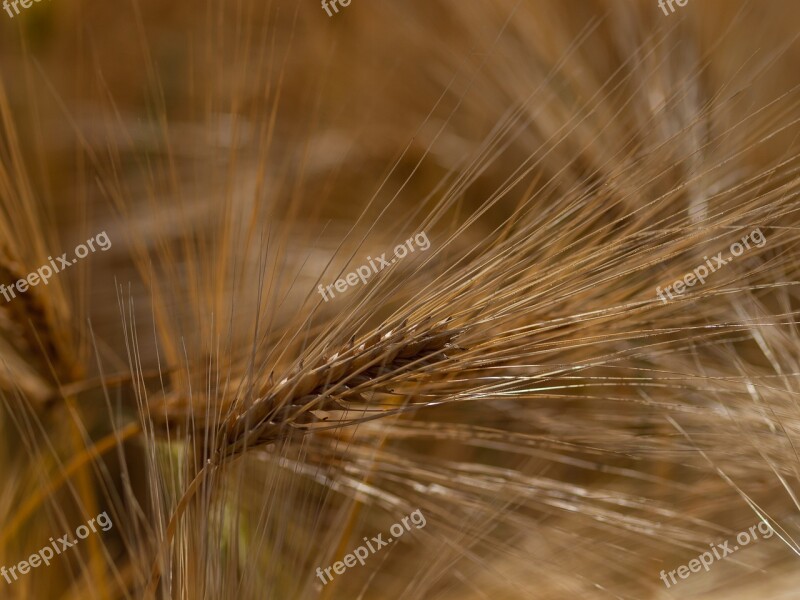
[144, 314, 462, 595]
[217, 315, 462, 456]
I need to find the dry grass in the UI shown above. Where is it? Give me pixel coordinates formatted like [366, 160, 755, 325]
[1, 1, 800, 599]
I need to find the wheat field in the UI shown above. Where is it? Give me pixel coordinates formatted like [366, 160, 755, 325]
[1, 0, 800, 598]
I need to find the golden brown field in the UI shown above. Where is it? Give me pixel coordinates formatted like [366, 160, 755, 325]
[1, 1, 800, 598]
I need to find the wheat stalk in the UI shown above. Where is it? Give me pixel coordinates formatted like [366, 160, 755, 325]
[142, 315, 462, 594]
